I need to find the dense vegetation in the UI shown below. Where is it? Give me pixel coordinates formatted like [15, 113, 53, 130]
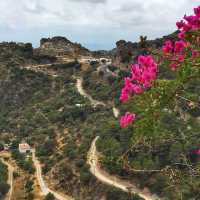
[0, 160, 10, 199]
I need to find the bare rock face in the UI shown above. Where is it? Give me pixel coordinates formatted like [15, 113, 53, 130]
[39, 36, 91, 57]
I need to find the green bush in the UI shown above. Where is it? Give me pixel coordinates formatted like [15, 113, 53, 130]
[44, 193, 55, 200]
[106, 187, 143, 200]
[80, 165, 92, 184]
[0, 182, 10, 197]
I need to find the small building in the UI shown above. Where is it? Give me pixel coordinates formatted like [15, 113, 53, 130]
[19, 143, 31, 154]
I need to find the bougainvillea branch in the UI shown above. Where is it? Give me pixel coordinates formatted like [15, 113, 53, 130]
[119, 5, 200, 132]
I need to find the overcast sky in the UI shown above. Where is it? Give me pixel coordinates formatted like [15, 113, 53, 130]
[0, 0, 199, 50]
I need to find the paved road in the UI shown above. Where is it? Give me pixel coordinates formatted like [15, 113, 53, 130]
[87, 137, 161, 200]
[0, 158, 14, 200]
[32, 150, 73, 200]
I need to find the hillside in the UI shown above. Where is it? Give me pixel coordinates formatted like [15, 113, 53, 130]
[0, 32, 199, 200]
[0, 40, 143, 200]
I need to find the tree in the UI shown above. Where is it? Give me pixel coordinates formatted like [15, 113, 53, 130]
[80, 165, 92, 184]
[44, 193, 55, 200]
[0, 182, 10, 197]
[0, 143, 4, 151]
[106, 187, 143, 200]
[25, 180, 34, 193]
[26, 192, 34, 200]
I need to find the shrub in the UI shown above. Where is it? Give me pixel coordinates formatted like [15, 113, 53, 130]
[44, 193, 55, 200]
[0, 182, 10, 197]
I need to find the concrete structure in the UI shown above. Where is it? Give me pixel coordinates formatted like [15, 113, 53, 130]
[19, 143, 31, 154]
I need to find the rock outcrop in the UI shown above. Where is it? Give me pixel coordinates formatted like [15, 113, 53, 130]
[112, 31, 178, 68]
[39, 36, 91, 58]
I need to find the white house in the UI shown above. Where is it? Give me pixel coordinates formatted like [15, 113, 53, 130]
[19, 143, 31, 154]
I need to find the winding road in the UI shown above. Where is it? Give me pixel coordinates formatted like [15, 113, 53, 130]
[76, 77, 120, 118]
[87, 137, 160, 200]
[32, 150, 74, 200]
[0, 158, 14, 200]
[76, 78, 106, 107]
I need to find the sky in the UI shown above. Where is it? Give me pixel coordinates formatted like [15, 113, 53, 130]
[0, 0, 199, 50]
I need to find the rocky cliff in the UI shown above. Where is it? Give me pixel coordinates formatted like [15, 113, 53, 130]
[38, 36, 91, 58]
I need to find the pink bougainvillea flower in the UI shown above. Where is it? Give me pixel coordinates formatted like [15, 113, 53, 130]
[120, 112, 136, 128]
[178, 55, 185, 63]
[162, 40, 173, 55]
[138, 55, 147, 65]
[194, 6, 200, 17]
[176, 20, 185, 29]
[178, 31, 185, 39]
[176, 6, 200, 37]
[131, 84, 143, 94]
[162, 39, 187, 70]
[192, 50, 199, 58]
[174, 40, 186, 54]
[120, 88, 129, 103]
[119, 55, 158, 103]
[196, 149, 200, 156]
[130, 64, 141, 81]
[169, 62, 179, 71]
[143, 81, 151, 89]
[119, 55, 158, 127]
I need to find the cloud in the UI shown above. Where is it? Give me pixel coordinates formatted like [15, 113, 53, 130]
[0, 0, 199, 50]
[71, 0, 107, 4]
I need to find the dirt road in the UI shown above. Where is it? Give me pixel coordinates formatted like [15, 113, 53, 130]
[76, 78, 106, 107]
[87, 137, 161, 200]
[32, 150, 73, 200]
